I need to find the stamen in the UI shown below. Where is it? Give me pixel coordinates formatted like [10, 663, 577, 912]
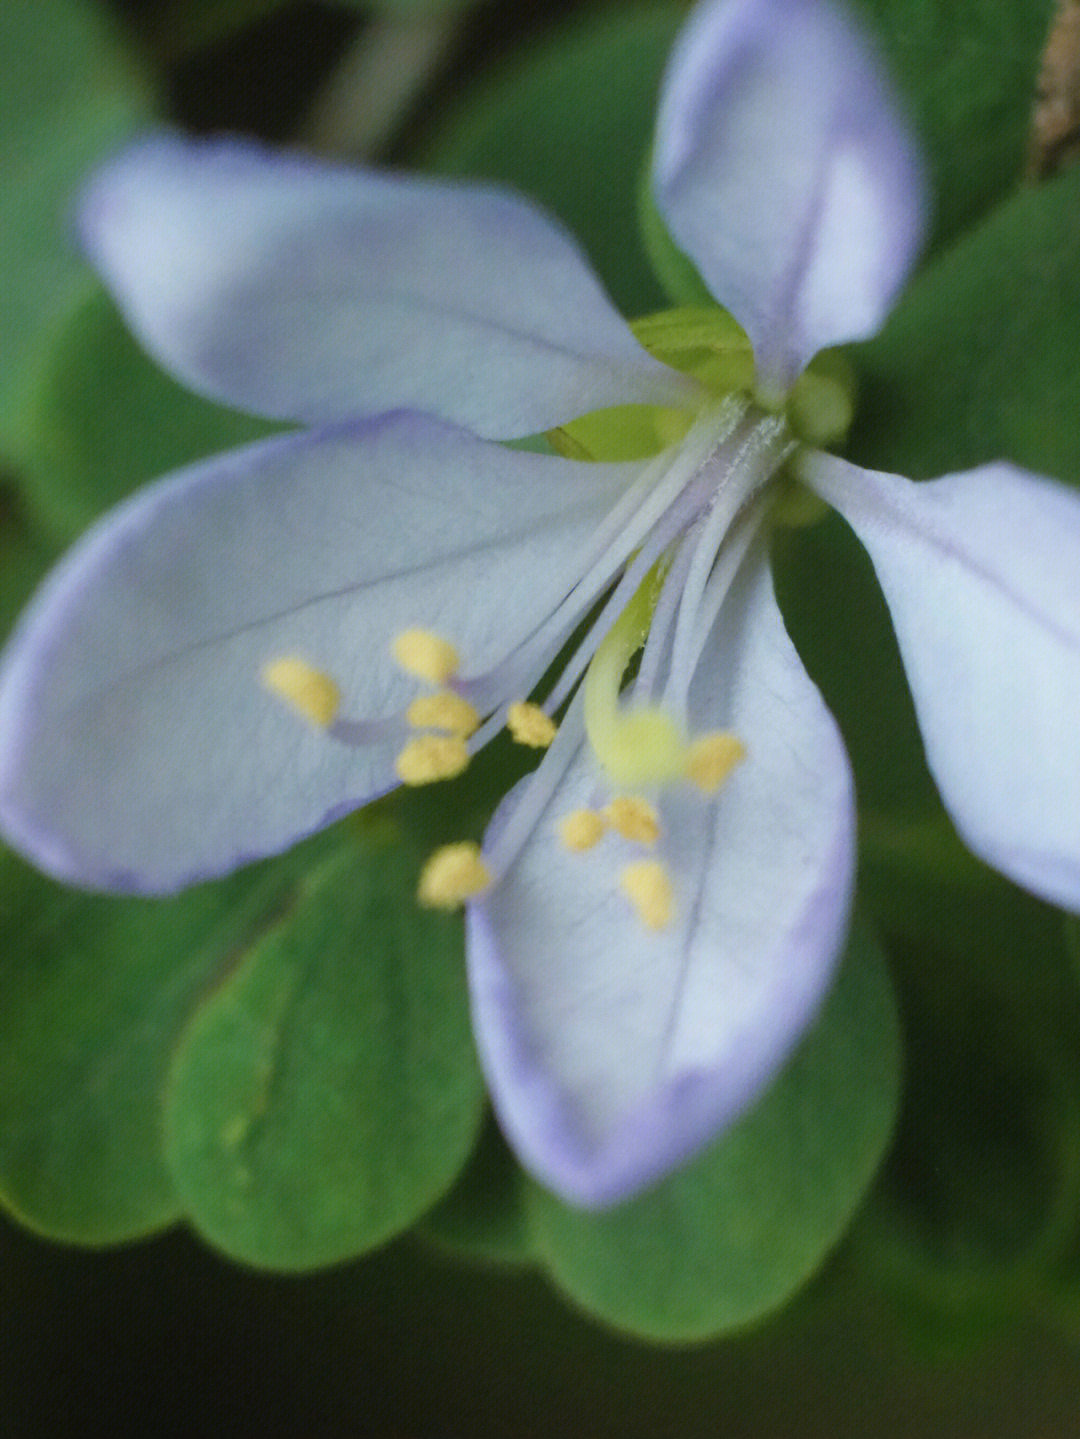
[417, 842, 492, 908]
[395, 734, 469, 785]
[604, 796, 660, 845]
[662, 495, 769, 715]
[407, 691, 480, 736]
[668, 414, 791, 702]
[559, 809, 607, 852]
[391, 629, 460, 685]
[483, 690, 586, 877]
[620, 860, 674, 931]
[684, 733, 746, 794]
[461, 398, 746, 720]
[507, 701, 557, 748]
[261, 656, 341, 728]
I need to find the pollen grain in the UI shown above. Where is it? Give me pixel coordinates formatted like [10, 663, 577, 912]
[507, 701, 557, 748]
[417, 842, 492, 909]
[620, 860, 674, 931]
[559, 808, 608, 852]
[261, 656, 341, 728]
[391, 628, 460, 684]
[395, 734, 470, 785]
[604, 795, 660, 846]
[407, 690, 480, 736]
[685, 732, 746, 794]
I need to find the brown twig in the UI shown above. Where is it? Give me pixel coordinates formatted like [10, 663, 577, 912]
[1027, 0, 1080, 178]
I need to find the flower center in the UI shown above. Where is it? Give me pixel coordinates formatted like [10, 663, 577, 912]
[258, 305, 842, 926]
[581, 565, 743, 794]
[543, 560, 746, 932]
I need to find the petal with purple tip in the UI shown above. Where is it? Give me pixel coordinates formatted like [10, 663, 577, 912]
[79, 135, 692, 439]
[468, 552, 854, 1207]
[0, 413, 640, 893]
[652, 0, 925, 396]
[802, 451, 1080, 911]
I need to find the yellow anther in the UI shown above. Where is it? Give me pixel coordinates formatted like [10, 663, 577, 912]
[417, 842, 492, 909]
[391, 628, 460, 684]
[395, 734, 470, 785]
[620, 860, 674, 931]
[261, 656, 340, 728]
[407, 690, 480, 737]
[507, 701, 557, 748]
[684, 732, 746, 794]
[559, 809, 608, 852]
[604, 795, 661, 846]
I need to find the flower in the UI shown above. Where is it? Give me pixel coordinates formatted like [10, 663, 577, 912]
[2, 0, 1079, 1208]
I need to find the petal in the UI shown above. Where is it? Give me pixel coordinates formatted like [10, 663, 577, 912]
[802, 452, 1080, 911]
[0, 413, 641, 893]
[652, 0, 925, 396]
[79, 134, 692, 439]
[468, 553, 854, 1206]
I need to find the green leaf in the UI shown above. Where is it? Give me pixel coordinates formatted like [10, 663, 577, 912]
[417, 1112, 534, 1267]
[20, 289, 283, 536]
[0, 492, 61, 642]
[164, 838, 484, 1269]
[0, 841, 326, 1243]
[423, 4, 685, 317]
[850, 0, 1052, 255]
[849, 167, 1080, 486]
[0, 0, 152, 452]
[1065, 915, 1080, 992]
[848, 865, 1080, 1343]
[524, 917, 900, 1342]
[771, 513, 937, 818]
[0, 823, 483, 1258]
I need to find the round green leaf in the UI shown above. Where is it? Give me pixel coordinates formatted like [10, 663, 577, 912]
[848, 866, 1080, 1342]
[771, 513, 937, 818]
[524, 916, 900, 1342]
[417, 1112, 534, 1267]
[0, 0, 152, 452]
[0, 843, 323, 1242]
[849, 167, 1080, 486]
[423, 4, 684, 317]
[0, 499, 60, 643]
[164, 841, 484, 1269]
[851, 0, 1053, 255]
[21, 289, 282, 536]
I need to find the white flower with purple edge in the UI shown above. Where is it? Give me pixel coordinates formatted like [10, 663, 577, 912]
[1, 0, 1079, 1209]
